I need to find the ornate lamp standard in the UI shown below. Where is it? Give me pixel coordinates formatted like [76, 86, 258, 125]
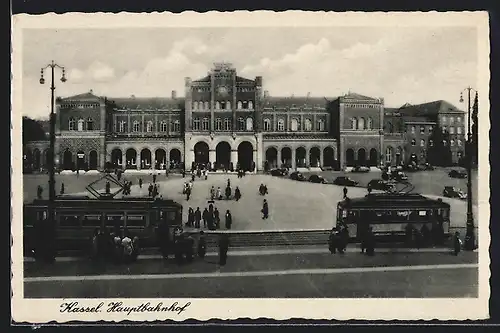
[39, 61, 66, 259]
[459, 87, 477, 251]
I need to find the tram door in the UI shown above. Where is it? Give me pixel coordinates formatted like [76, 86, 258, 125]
[356, 210, 369, 240]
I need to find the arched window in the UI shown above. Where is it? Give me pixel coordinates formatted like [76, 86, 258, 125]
[442, 140, 447, 146]
[450, 139, 455, 146]
[237, 101, 243, 109]
[172, 120, 181, 132]
[449, 127, 455, 134]
[358, 117, 365, 130]
[264, 118, 271, 131]
[193, 101, 198, 110]
[119, 120, 126, 133]
[248, 101, 254, 109]
[204, 102, 209, 110]
[226, 101, 231, 110]
[457, 139, 462, 147]
[429, 139, 434, 147]
[385, 147, 393, 163]
[224, 118, 231, 131]
[238, 118, 245, 131]
[291, 118, 299, 131]
[246, 118, 253, 131]
[277, 119, 285, 131]
[160, 121, 167, 132]
[215, 118, 222, 131]
[450, 117, 455, 124]
[193, 118, 201, 131]
[366, 117, 373, 130]
[351, 118, 357, 130]
[420, 139, 425, 147]
[87, 118, 94, 131]
[442, 126, 447, 134]
[202, 118, 209, 131]
[133, 121, 140, 132]
[146, 121, 153, 132]
[68, 118, 76, 131]
[317, 119, 325, 131]
[457, 127, 462, 134]
[420, 126, 425, 134]
[411, 126, 416, 134]
[411, 139, 416, 146]
[216, 101, 221, 110]
[304, 118, 312, 131]
[77, 118, 85, 131]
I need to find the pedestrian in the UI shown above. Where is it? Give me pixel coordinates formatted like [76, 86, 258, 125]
[181, 169, 185, 178]
[366, 226, 375, 256]
[148, 183, 153, 196]
[191, 173, 195, 182]
[328, 227, 338, 254]
[261, 199, 269, 219]
[343, 187, 348, 199]
[60, 182, 65, 195]
[186, 185, 191, 201]
[194, 207, 202, 228]
[117, 170, 122, 181]
[187, 207, 194, 227]
[197, 231, 206, 259]
[202, 208, 209, 228]
[225, 210, 232, 229]
[214, 207, 221, 229]
[234, 186, 241, 201]
[153, 184, 158, 198]
[210, 186, 216, 200]
[219, 234, 230, 266]
[339, 224, 349, 253]
[216, 187, 222, 200]
[204, 169, 208, 180]
[139, 178, 143, 188]
[453, 231, 462, 256]
[105, 181, 111, 194]
[157, 220, 170, 259]
[225, 185, 232, 200]
[227, 178, 231, 188]
[208, 204, 215, 230]
[37, 185, 43, 199]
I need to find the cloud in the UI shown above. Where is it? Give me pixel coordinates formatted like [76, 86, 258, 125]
[67, 68, 85, 83]
[88, 61, 115, 82]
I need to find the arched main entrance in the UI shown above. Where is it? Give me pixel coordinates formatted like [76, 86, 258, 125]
[111, 149, 122, 168]
[194, 141, 209, 167]
[216, 141, 231, 170]
[169, 148, 181, 168]
[296, 147, 306, 168]
[357, 148, 366, 166]
[63, 150, 72, 170]
[238, 141, 254, 171]
[89, 151, 98, 170]
[265, 147, 278, 170]
[323, 147, 335, 169]
[76, 150, 86, 170]
[126, 148, 137, 169]
[309, 147, 321, 167]
[281, 147, 292, 168]
[140, 148, 152, 169]
[369, 148, 378, 167]
[33, 149, 41, 170]
[155, 149, 166, 169]
[346, 149, 355, 167]
[396, 147, 402, 165]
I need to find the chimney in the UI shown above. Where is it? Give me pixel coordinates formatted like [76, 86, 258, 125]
[264, 90, 269, 98]
[89, 89, 93, 94]
[171, 90, 177, 99]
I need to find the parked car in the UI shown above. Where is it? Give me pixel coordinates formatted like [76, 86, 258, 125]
[403, 164, 420, 172]
[443, 186, 467, 199]
[270, 168, 288, 177]
[367, 179, 395, 192]
[308, 175, 327, 184]
[420, 163, 434, 171]
[391, 171, 409, 182]
[449, 169, 467, 178]
[333, 176, 358, 187]
[351, 166, 370, 173]
[290, 171, 306, 181]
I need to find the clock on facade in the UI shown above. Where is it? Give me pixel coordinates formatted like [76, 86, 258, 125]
[218, 85, 229, 96]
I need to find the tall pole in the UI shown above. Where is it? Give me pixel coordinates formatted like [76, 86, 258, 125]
[463, 87, 476, 251]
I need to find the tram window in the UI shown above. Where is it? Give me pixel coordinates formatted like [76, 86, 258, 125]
[395, 210, 410, 220]
[126, 214, 146, 227]
[59, 215, 80, 227]
[164, 211, 177, 224]
[82, 215, 102, 227]
[106, 214, 125, 228]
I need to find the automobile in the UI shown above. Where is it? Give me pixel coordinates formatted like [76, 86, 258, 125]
[367, 179, 395, 192]
[270, 168, 288, 177]
[290, 171, 306, 181]
[448, 169, 467, 179]
[443, 186, 467, 199]
[308, 174, 327, 184]
[351, 166, 370, 173]
[420, 163, 435, 171]
[403, 164, 420, 172]
[333, 176, 358, 187]
[391, 171, 409, 182]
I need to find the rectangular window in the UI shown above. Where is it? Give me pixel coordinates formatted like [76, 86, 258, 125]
[202, 118, 209, 131]
[82, 214, 102, 227]
[224, 118, 231, 131]
[59, 215, 80, 228]
[193, 119, 200, 131]
[449, 127, 455, 134]
[420, 126, 425, 134]
[126, 214, 146, 228]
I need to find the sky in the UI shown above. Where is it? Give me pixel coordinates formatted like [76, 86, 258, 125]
[21, 26, 478, 119]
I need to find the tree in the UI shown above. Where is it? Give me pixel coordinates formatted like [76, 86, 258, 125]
[471, 91, 478, 168]
[427, 126, 452, 166]
[22, 116, 47, 144]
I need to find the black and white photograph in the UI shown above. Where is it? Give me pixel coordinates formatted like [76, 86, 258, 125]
[11, 11, 490, 322]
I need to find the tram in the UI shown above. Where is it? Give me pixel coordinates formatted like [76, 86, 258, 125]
[336, 192, 451, 242]
[23, 196, 183, 256]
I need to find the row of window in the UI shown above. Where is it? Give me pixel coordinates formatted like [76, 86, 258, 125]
[350, 117, 374, 130]
[442, 126, 464, 135]
[68, 118, 94, 131]
[409, 125, 434, 135]
[410, 139, 463, 147]
[116, 120, 181, 133]
[192, 101, 254, 110]
[344, 104, 378, 109]
[441, 116, 463, 125]
[60, 103, 100, 109]
[263, 118, 325, 132]
[192, 118, 254, 131]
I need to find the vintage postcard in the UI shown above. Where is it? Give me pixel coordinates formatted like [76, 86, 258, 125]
[11, 11, 490, 322]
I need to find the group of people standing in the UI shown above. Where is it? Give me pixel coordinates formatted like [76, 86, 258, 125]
[186, 204, 233, 230]
[90, 226, 140, 263]
[210, 178, 242, 202]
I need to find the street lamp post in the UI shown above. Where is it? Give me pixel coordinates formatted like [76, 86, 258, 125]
[40, 60, 66, 260]
[460, 87, 476, 251]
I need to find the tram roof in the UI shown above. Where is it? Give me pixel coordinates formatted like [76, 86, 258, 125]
[338, 193, 450, 209]
[26, 196, 182, 209]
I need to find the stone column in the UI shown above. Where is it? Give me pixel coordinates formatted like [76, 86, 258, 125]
[209, 149, 216, 167]
[305, 149, 310, 167]
[277, 148, 282, 168]
[252, 150, 258, 171]
[291, 148, 296, 170]
[319, 149, 324, 167]
[231, 150, 238, 168]
[122, 151, 126, 168]
[136, 153, 140, 170]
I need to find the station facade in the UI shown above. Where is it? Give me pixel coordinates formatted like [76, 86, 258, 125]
[24, 63, 466, 172]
